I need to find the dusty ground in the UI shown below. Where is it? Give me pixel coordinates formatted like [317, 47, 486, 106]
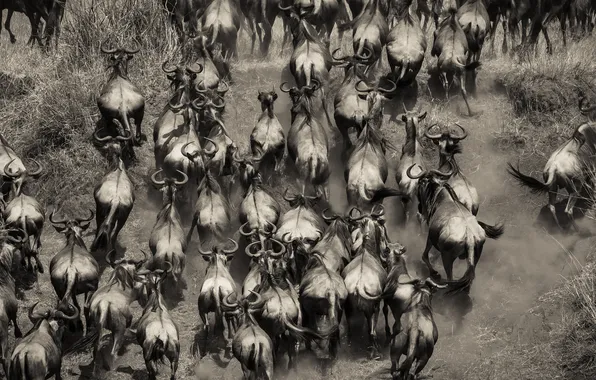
[1, 12, 594, 380]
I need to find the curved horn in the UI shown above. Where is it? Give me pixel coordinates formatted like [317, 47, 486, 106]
[245, 241, 263, 257]
[222, 293, 239, 308]
[186, 63, 204, 74]
[355, 46, 373, 62]
[425, 277, 448, 289]
[281, 232, 292, 244]
[217, 80, 229, 95]
[211, 95, 226, 110]
[270, 238, 286, 257]
[278, 3, 293, 11]
[25, 158, 43, 177]
[200, 136, 219, 156]
[162, 61, 178, 73]
[53, 304, 81, 321]
[579, 96, 596, 114]
[181, 142, 199, 161]
[150, 169, 166, 186]
[429, 165, 455, 178]
[100, 39, 118, 54]
[282, 189, 294, 203]
[49, 210, 68, 225]
[247, 290, 263, 308]
[5, 233, 24, 244]
[198, 245, 213, 257]
[122, 40, 141, 54]
[321, 208, 337, 222]
[264, 221, 277, 235]
[28, 302, 48, 323]
[378, 78, 397, 94]
[280, 82, 293, 93]
[195, 81, 209, 93]
[76, 209, 94, 223]
[347, 206, 366, 221]
[3, 159, 22, 178]
[355, 80, 374, 93]
[331, 48, 350, 61]
[105, 250, 121, 267]
[174, 170, 189, 186]
[406, 164, 425, 179]
[451, 123, 468, 140]
[233, 150, 244, 163]
[168, 97, 187, 113]
[191, 95, 208, 110]
[239, 222, 258, 237]
[424, 124, 442, 140]
[114, 129, 133, 142]
[222, 238, 239, 254]
[371, 204, 385, 217]
[93, 128, 113, 143]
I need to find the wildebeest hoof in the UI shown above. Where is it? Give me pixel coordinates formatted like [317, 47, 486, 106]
[10, 36, 16, 44]
[224, 347, 233, 359]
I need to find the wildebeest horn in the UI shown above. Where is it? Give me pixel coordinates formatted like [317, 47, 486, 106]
[122, 40, 140, 54]
[174, 170, 189, 186]
[233, 150, 244, 163]
[429, 163, 454, 178]
[49, 210, 68, 225]
[150, 169, 166, 186]
[281, 232, 292, 244]
[222, 238, 239, 255]
[347, 206, 366, 221]
[451, 123, 468, 140]
[168, 97, 188, 113]
[200, 136, 219, 156]
[245, 241, 262, 257]
[331, 48, 350, 61]
[186, 63, 204, 74]
[211, 95, 226, 110]
[115, 129, 133, 142]
[425, 277, 448, 289]
[406, 164, 425, 179]
[5, 233, 24, 244]
[105, 250, 122, 267]
[579, 96, 596, 114]
[3, 159, 22, 178]
[100, 39, 118, 54]
[270, 238, 286, 257]
[280, 82, 293, 93]
[397, 277, 420, 285]
[247, 290, 264, 309]
[322, 208, 337, 221]
[28, 302, 49, 323]
[198, 244, 213, 257]
[162, 61, 178, 73]
[195, 81, 209, 93]
[278, 3, 293, 11]
[217, 81, 229, 95]
[354, 46, 372, 62]
[378, 78, 397, 94]
[52, 304, 81, 321]
[310, 78, 321, 91]
[191, 95, 208, 110]
[181, 142, 199, 160]
[355, 80, 374, 93]
[75, 209, 94, 223]
[371, 204, 385, 217]
[222, 293, 239, 308]
[239, 222, 258, 237]
[265, 221, 277, 235]
[26, 158, 43, 177]
[282, 189, 294, 203]
[424, 124, 442, 140]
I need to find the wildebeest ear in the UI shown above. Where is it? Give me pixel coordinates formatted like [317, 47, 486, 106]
[401, 114, 408, 122]
[419, 112, 427, 120]
[272, 93, 278, 101]
[202, 255, 210, 262]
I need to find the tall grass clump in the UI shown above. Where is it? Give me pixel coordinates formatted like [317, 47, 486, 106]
[0, 0, 180, 210]
[496, 36, 596, 126]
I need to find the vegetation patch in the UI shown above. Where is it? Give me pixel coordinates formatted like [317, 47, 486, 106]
[0, 72, 35, 104]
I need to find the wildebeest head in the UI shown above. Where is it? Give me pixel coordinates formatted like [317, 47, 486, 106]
[258, 88, 278, 111]
[397, 276, 448, 302]
[93, 126, 134, 161]
[222, 290, 265, 325]
[406, 163, 455, 218]
[100, 40, 141, 79]
[355, 78, 397, 119]
[150, 169, 189, 205]
[105, 249, 152, 305]
[232, 150, 263, 189]
[245, 238, 286, 275]
[424, 123, 467, 156]
[3, 158, 43, 198]
[380, 241, 407, 268]
[198, 238, 239, 265]
[348, 205, 387, 255]
[331, 49, 372, 79]
[28, 301, 80, 334]
[280, 81, 320, 120]
[50, 209, 94, 245]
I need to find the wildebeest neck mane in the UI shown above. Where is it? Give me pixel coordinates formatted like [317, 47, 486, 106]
[106, 265, 135, 290]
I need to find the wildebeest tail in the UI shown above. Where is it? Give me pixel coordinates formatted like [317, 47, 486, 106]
[145, 337, 166, 365]
[445, 240, 476, 294]
[248, 342, 260, 374]
[91, 201, 118, 252]
[282, 313, 338, 342]
[63, 306, 108, 355]
[507, 162, 553, 194]
[261, 0, 270, 28]
[479, 221, 505, 239]
[397, 59, 409, 81]
[465, 61, 481, 71]
[58, 269, 78, 311]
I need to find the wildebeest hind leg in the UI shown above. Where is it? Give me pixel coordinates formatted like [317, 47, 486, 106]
[367, 304, 382, 360]
[383, 302, 391, 341]
[548, 190, 562, 229]
[442, 250, 455, 281]
[458, 73, 475, 116]
[564, 191, 580, 232]
[169, 354, 179, 380]
[422, 236, 440, 278]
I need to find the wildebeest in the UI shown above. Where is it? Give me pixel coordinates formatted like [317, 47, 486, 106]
[91, 130, 135, 253]
[310, 209, 352, 273]
[457, 0, 490, 95]
[9, 302, 79, 380]
[394, 106, 427, 226]
[250, 89, 286, 177]
[407, 164, 504, 293]
[0, 134, 42, 202]
[389, 277, 447, 380]
[425, 123, 479, 216]
[222, 291, 274, 380]
[240, 0, 283, 55]
[200, 0, 242, 59]
[163, 0, 199, 43]
[197, 239, 239, 357]
[48, 210, 98, 330]
[148, 169, 189, 287]
[507, 121, 596, 232]
[96, 41, 145, 151]
[288, 0, 340, 39]
[431, 8, 480, 116]
[135, 264, 180, 380]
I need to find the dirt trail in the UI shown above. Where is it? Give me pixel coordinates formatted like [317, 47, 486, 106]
[2, 18, 593, 380]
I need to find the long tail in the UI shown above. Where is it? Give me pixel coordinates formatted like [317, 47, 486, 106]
[282, 313, 338, 342]
[64, 305, 107, 355]
[58, 269, 78, 311]
[507, 163, 553, 194]
[91, 201, 118, 252]
[479, 221, 505, 239]
[369, 187, 410, 203]
[397, 326, 419, 375]
[397, 59, 409, 81]
[260, 0, 270, 28]
[146, 338, 166, 365]
[249, 342, 260, 375]
[119, 109, 134, 140]
[445, 240, 476, 294]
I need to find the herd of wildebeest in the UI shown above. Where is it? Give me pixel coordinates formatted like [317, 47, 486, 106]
[1, 0, 596, 378]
